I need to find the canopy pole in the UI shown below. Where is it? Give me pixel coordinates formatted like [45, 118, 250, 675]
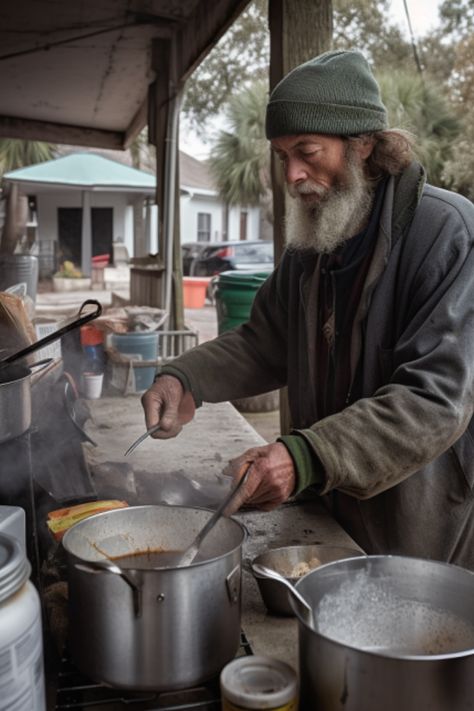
[81, 189, 92, 276]
[162, 85, 182, 330]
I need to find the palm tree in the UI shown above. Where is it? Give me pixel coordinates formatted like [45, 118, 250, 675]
[377, 72, 461, 187]
[208, 79, 272, 235]
[0, 139, 54, 254]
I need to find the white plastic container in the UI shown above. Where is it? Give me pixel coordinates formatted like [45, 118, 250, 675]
[82, 372, 104, 399]
[0, 533, 45, 711]
[220, 656, 298, 710]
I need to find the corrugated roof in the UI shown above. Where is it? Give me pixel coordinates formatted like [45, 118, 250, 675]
[4, 152, 156, 190]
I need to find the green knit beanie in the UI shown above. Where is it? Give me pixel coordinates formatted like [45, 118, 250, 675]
[265, 49, 388, 139]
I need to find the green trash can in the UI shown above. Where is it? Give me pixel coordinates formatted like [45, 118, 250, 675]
[214, 271, 269, 335]
[214, 270, 279, 412]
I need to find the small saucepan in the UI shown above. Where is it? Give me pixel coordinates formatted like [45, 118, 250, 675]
[0, 359, 52, 443]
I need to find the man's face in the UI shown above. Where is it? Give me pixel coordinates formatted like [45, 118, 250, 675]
[271, 134, 350, 204]
[271, 133, 375, 253]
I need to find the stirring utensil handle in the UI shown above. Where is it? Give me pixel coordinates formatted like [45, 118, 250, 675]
[0, 299, 102, 367]
[124, 423, 161, 456]
[178, 464, 252, 567]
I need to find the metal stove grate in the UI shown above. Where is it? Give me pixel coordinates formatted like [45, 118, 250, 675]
[54, 632, 253, 710]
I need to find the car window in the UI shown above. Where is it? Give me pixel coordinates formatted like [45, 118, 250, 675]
[234, 242, 274, 263]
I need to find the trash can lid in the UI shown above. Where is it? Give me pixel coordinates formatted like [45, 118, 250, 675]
[216, 270, 271, 288]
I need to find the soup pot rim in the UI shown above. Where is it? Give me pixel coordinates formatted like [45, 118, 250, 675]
[62, 502, 247, 570]
[292, 553, 474, 661]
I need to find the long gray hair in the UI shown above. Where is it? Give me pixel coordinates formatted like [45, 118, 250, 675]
[349, 129, 416, 179]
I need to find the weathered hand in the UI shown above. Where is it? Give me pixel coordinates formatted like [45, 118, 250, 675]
[223, 443, 296, 513]
[140, 375, 195, 439]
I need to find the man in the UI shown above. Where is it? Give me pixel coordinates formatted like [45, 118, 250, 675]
[142, 50, 474, 569]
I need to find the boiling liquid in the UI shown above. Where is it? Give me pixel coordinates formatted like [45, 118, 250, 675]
[315, 571, 474, 655]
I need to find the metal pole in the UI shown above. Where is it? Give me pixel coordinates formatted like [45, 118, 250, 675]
[81, 190, 92, 276]
[162, 46, 182, 330]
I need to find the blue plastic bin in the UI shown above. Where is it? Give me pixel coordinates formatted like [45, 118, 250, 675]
[111, 332, 159, 392]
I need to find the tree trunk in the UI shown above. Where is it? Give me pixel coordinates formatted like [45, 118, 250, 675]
[268, 0, 333, 435]
[1, 183, 21, 255]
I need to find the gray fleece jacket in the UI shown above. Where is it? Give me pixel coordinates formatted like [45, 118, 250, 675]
[163, 162, 474, 570]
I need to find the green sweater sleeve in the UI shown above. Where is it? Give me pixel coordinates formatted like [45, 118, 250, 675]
[278, 433, 325, 495]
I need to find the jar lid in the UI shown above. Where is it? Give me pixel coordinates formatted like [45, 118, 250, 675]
[220, 656, 298, 708]
[0, 533, 30, 603]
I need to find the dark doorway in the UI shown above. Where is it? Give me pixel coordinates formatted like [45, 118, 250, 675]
[58, 208, 81, 265]
[92, 208, 113, 259]
[58, 207, 113, 267]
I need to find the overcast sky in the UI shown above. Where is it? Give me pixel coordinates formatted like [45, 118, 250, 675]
[389, 0, 442, 37]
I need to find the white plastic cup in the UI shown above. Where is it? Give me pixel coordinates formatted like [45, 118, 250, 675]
[82, 372, 104, 399]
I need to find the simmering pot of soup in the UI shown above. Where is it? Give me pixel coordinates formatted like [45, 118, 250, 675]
[62, 504, 245, 691]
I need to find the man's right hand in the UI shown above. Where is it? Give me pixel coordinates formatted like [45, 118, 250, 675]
[141, 375, 196, 439]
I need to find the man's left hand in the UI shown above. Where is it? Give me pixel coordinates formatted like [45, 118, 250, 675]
[223, 443, 296, 514]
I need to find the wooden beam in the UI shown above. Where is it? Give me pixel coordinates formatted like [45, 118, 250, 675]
[0, 115, 125, 150]
[123, 99, 148, 149]
[175, 0, 251, 83]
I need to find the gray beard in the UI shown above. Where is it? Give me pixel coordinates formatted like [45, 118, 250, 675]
[284, 155, 375, 254]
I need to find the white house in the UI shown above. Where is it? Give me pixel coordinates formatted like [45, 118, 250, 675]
[3, 150, 264, 277]
[179, 151, 262, 244]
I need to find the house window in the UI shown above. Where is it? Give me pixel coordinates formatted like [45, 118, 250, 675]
[197, 212, 211, 242]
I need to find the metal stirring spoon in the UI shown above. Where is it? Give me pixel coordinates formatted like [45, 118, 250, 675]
[124, 423, 161, 456]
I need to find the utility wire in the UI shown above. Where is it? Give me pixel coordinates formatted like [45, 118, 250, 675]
[402, 0, 424, 75]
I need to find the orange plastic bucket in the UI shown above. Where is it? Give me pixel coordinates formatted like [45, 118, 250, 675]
[183, 277, 211, 308]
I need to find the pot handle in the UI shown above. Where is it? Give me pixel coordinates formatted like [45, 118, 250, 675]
[226, 564, 241, 605]
[74, 560, 143, 617]
[29, 358, 54, 373]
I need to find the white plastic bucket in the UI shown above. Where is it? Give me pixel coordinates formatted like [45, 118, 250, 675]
[82, 372, 104, 399]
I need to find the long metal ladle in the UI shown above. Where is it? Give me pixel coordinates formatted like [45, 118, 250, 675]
[76, 464, 253, 589]
[173, 464, 252, 567]
[251, 562, 315, 629]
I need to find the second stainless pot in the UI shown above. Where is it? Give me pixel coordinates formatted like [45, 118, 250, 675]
[294, 555, 474, 711]
[62, 504, 246, 691]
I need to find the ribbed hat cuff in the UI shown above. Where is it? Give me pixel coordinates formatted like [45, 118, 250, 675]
[265, 100, 388, 139]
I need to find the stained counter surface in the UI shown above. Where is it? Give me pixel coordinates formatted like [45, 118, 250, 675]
[84, 396, 362, 673]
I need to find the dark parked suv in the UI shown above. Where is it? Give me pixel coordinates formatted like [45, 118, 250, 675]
[190, 240, 274, 277]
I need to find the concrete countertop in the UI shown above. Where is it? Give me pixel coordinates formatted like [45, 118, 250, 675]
[84, 395, 360, 675]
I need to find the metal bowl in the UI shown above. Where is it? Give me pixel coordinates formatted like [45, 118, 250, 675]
[252, 544, 364, 616]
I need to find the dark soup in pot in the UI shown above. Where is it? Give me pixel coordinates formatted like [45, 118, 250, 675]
[112, 548, 182, 569]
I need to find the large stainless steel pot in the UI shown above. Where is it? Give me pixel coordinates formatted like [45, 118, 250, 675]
[0, 359, 51, 443]
[62, 504, 246, 690]
[293, 555, 474, 711]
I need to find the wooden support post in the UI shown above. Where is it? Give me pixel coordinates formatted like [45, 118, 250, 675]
[268, 0, 333, 434]
[148, 38, 185, 329]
